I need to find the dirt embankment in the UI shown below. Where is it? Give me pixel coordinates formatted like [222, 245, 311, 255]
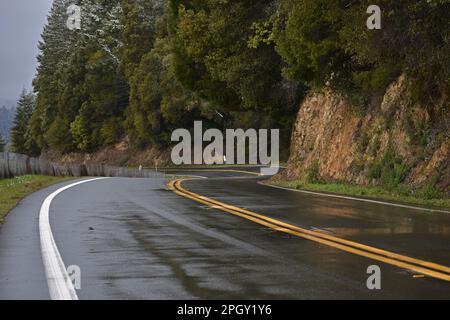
[277, 75, 449, 195]
[43, 138, 172, 168]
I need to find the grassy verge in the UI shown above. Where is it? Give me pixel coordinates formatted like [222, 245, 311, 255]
[0, 175, 75, 224]
[268, 180, 450, 210]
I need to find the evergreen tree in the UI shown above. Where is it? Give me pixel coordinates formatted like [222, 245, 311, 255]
[80, 0, 123, 64]
[11, 90, 35, 155]
[47, 116, 73, 153]
[29, 0, 77, 153]
[30, 0, 129, 153]
[126, 9, 205, 147]
[120, 0, 163, 79]
[61, 0, 128, 151]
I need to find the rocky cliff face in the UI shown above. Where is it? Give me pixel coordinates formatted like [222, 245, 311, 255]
[280, 75, 449, 195]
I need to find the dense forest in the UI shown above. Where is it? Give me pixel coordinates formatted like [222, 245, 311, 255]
[13, 0, 449, 159]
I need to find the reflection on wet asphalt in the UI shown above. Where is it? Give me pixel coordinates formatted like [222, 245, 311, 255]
[183, 177, 450, 267]
[1, 172, 449, 299]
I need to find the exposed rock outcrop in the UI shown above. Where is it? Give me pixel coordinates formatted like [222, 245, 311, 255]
[279, 75, 449, 195]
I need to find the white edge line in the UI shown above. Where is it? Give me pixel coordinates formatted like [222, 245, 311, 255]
[39, 178, 108, 300]
[260, 182, 450, 214]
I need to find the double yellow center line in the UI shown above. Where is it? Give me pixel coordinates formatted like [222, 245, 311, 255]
[168, 178, 450, 282]
[162, 168, 262, 176]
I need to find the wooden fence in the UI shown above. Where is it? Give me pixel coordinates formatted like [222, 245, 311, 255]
[0, 152, 163, 179]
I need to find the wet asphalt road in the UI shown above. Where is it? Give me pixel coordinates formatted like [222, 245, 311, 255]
[0, 169, 449, 299]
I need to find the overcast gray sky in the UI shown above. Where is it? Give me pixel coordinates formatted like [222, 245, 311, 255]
[0, 0, 53, 100]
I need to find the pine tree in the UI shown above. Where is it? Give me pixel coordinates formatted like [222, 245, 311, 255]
[80, 0, 123, 64]
[30, 0, 129, 153]
[60, 0, 128, 151]
[11, 90, 35, 155]
[29, 0, 77, 153]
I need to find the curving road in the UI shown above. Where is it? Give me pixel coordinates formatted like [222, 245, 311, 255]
[0, 169, 449, 299]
